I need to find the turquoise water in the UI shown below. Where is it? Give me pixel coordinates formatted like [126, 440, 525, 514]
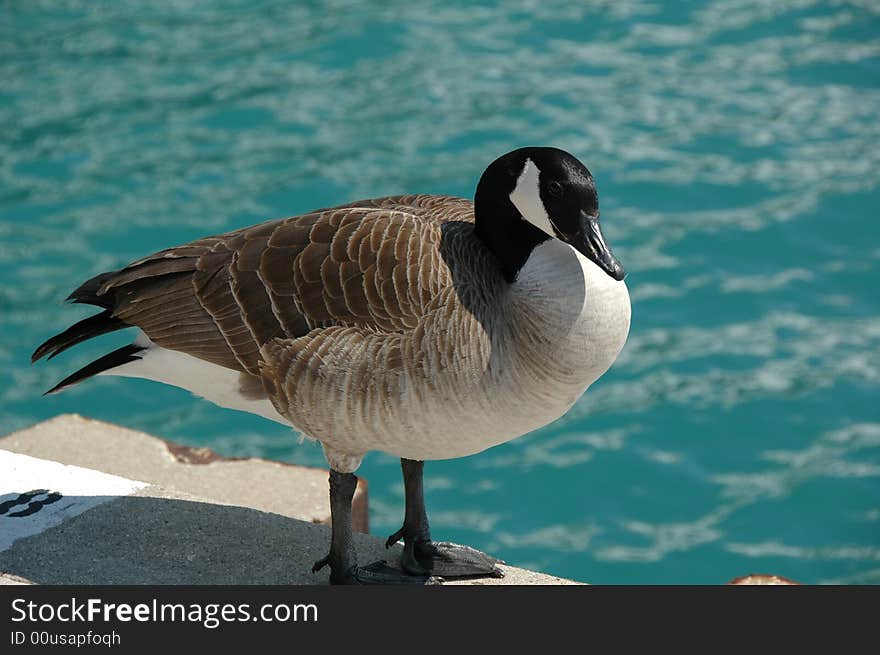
[2, 1, 879, 584]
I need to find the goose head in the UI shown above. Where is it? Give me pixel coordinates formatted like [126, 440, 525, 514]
[474, 147, 625, 284]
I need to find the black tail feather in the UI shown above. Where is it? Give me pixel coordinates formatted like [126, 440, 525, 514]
[43, 344, 146, 396]
[66, 271, 117, 308]
[31, 310, 129, 363]
[35, 268, 140, 394]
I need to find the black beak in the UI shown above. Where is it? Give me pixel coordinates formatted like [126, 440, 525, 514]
[563, 211, 625, 281]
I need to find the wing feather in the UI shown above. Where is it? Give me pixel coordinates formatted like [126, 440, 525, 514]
[78, 195, 478, 383]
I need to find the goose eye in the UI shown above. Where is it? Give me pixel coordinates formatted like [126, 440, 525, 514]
[547, 181, 563, 198]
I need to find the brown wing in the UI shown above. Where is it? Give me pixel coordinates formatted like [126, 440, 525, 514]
[91, 195, 475, 376]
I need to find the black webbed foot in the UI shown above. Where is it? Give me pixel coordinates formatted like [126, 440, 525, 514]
[387, 536, 504, 578]
[317, 460, 503, 585]
[313, 553, 441, 585]
[385, 458, 505, 580]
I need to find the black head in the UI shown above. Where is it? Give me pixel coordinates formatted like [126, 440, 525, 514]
[474, 147, 625, 283]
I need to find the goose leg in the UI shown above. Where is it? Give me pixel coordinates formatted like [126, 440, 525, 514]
[385, 459, 504, 579]
[313, 468, 436, 585]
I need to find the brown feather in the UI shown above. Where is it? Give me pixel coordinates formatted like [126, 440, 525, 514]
[74, 196, 483, 393]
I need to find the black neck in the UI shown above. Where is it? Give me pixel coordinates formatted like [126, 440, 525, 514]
[473, 196, 551, 284]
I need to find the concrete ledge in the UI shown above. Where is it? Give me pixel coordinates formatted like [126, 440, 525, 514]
[0, 414, 367, 533]
[1, 415, 579, 585]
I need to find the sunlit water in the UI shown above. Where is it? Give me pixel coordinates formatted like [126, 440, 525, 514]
[2, 1, 878, 584]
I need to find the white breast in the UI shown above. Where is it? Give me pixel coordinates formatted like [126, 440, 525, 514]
[511, 238, 632, 390]
[365, 239, 631, 462]
[469, 239, 631, 454]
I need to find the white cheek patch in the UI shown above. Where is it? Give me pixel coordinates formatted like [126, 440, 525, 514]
[509, 158, 556, 237]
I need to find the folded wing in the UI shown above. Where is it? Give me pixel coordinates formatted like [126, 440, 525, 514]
[34, 195, 475, 385]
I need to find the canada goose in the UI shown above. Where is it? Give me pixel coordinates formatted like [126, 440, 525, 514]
[33, 147, 631, 584]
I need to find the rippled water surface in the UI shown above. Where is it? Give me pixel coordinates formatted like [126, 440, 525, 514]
[2, 1, 879, 583]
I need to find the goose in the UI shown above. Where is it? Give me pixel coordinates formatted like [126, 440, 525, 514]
[32, 147, 631, 584]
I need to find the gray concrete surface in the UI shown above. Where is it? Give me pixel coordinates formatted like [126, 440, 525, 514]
[0, 415, 579, 585]
[0, 414, 367, 532]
